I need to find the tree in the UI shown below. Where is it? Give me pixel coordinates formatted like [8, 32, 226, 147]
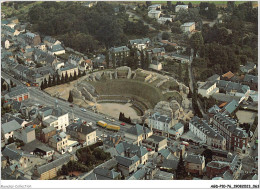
[190, 32, 204, 56]
[145, 51, 150, 69]
[167, 1, 172, 9]
[140, 50, 145, 69]
[171, 21, 182, 34]
[73, 70, 77, 80]
[162, 32, 170, 40]
[78, 68, 81, 77]
[68, 91, 73, 103]
[52, 75, 56, 86]
[48, 75, 52, 87]
[65, 71, 69, 83]
[69, 73, 73, 81]
[83, 70, 86, 76]
[112, 53, 116, 68]
[188, 2, 193, 8]
[176, 153, 187, 179]
[43, 78, 48, 89]
[105, 51, 110, 68]
[146, 1, 152, 7]
[40, 81, 44, 90]
[57, 75, 61, 85]
[178, 62, 182, 81]
[61, 73, 65, 84]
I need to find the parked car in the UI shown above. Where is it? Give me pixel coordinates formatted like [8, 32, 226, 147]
[120, 123, 126, 126]
[253, 145, 256, 150]
[111, 119, 115, 122]
[88, 122, 93, 126]
[80, 108, 86, 112]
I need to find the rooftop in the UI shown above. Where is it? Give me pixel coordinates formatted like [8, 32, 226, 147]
[2, 120, 22, 134]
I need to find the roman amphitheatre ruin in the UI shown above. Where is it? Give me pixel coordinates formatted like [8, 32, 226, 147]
[44, 66, 193, 123]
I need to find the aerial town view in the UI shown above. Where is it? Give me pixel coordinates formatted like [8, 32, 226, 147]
[1, 0, 258, 185]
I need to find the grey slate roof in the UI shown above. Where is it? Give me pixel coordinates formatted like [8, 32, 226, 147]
[5, 86, 29, 98]
[128, 168, 146, 180]
[216, 80, 250, 94]
[190, 116, 225, 141]
[115, 155, 135, 167]
[2, 143, 33, 161]
[208, 105, 221, 114]
[171, 53, 190, 60]
[91, 167, 120, 180]
[115, 141, 148, 158]
[148, 135, 166, 142]
[50, 44, 64, 52]
[200, 81, 215, 90]
[43, 36, 57, 44]
[1, 120, 22, 134]
[185, 154, 205, 165]
[161, 159, 179, 170]
[129, 38, 151, 45]
[110, 46, 130, 53]
[67, 123, 95, 135]
[214, 113, 248, 138]
[1, 113, 24, 125]
[126, 124, 145, 136]
[244, 74, 258, 84]
[223, 100, 239, 114]
[60, 64, 77, 71]
[37, 154, 70, 174]
[150, 112, 172, 124]
[207, 74, 220, 82]
[151, 47, 165, 54]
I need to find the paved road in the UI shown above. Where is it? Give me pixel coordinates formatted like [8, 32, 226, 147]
[2, 71, 133, 135]
[187, 50, 206, 118]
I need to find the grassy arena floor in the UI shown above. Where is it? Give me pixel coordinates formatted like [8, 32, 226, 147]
[88, 79, 163, 108]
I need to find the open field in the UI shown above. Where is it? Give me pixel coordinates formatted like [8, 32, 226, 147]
[236, 110, 257, 125]
[88, 79, 162, 108]
[97, 102, 140, 119]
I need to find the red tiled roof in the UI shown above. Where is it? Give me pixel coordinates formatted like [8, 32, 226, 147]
[222, 71, 234, 79]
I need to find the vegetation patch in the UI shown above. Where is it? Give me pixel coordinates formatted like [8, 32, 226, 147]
[163, 91, 183, 104]
[89, 79, 162, 108]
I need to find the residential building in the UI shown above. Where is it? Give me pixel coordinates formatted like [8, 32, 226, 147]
[181, 22, 195, 33]
[58, 64, 78, 78]
[49, 44, 65, 55]
[157, 17, 172, 24]
[222, 100, 239, 116]
[149, 60, 162, 71]
[149, 47, 165, 57]
[216, 80, 250, 103]
[85, 167, 121, 180]
[103, 134, 122, 149]
[43, 36, 61, 48]
[143, 135, 167, 152]
[66, 122, 96, 146]
[170, 53, 190, 63]
[148, 10, 161, 19]
[240, 62, 256, 73]
[68, 54, 84, 66]
[34, 154, 71, 180]
[116, 155, 140, 177]
[38, 102, 69, 132]
[243, 74, 258, 91]
[175, 5, 189, 12]
[189, 116, 226, 150]
[159, 159, 179, 174]
[48, 131, 68, 153]
[148, 112, 174, 137]
[1, 120, 22, 142]
[207, 74, 220, 82]
[212, 112, 248, 151]
[109, 46, 130, 57]
[39, 126, 56, 143]
[185, 154, 205, 175]
[148, 4, 161, 11]
[13, 126, 36, 144]
[222, 71, 234, 81]
[93, 54, 106, 69]
[206, 161, 230, 179]
[24, 32, 41, 46]
[4, 85, 29, 102]
[198, 81, 219, 98]
[129, 38, 151, 50]
[168, 122, 184, 139]
[115, 141, 148, 165]
[125, 124, 152, 146]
